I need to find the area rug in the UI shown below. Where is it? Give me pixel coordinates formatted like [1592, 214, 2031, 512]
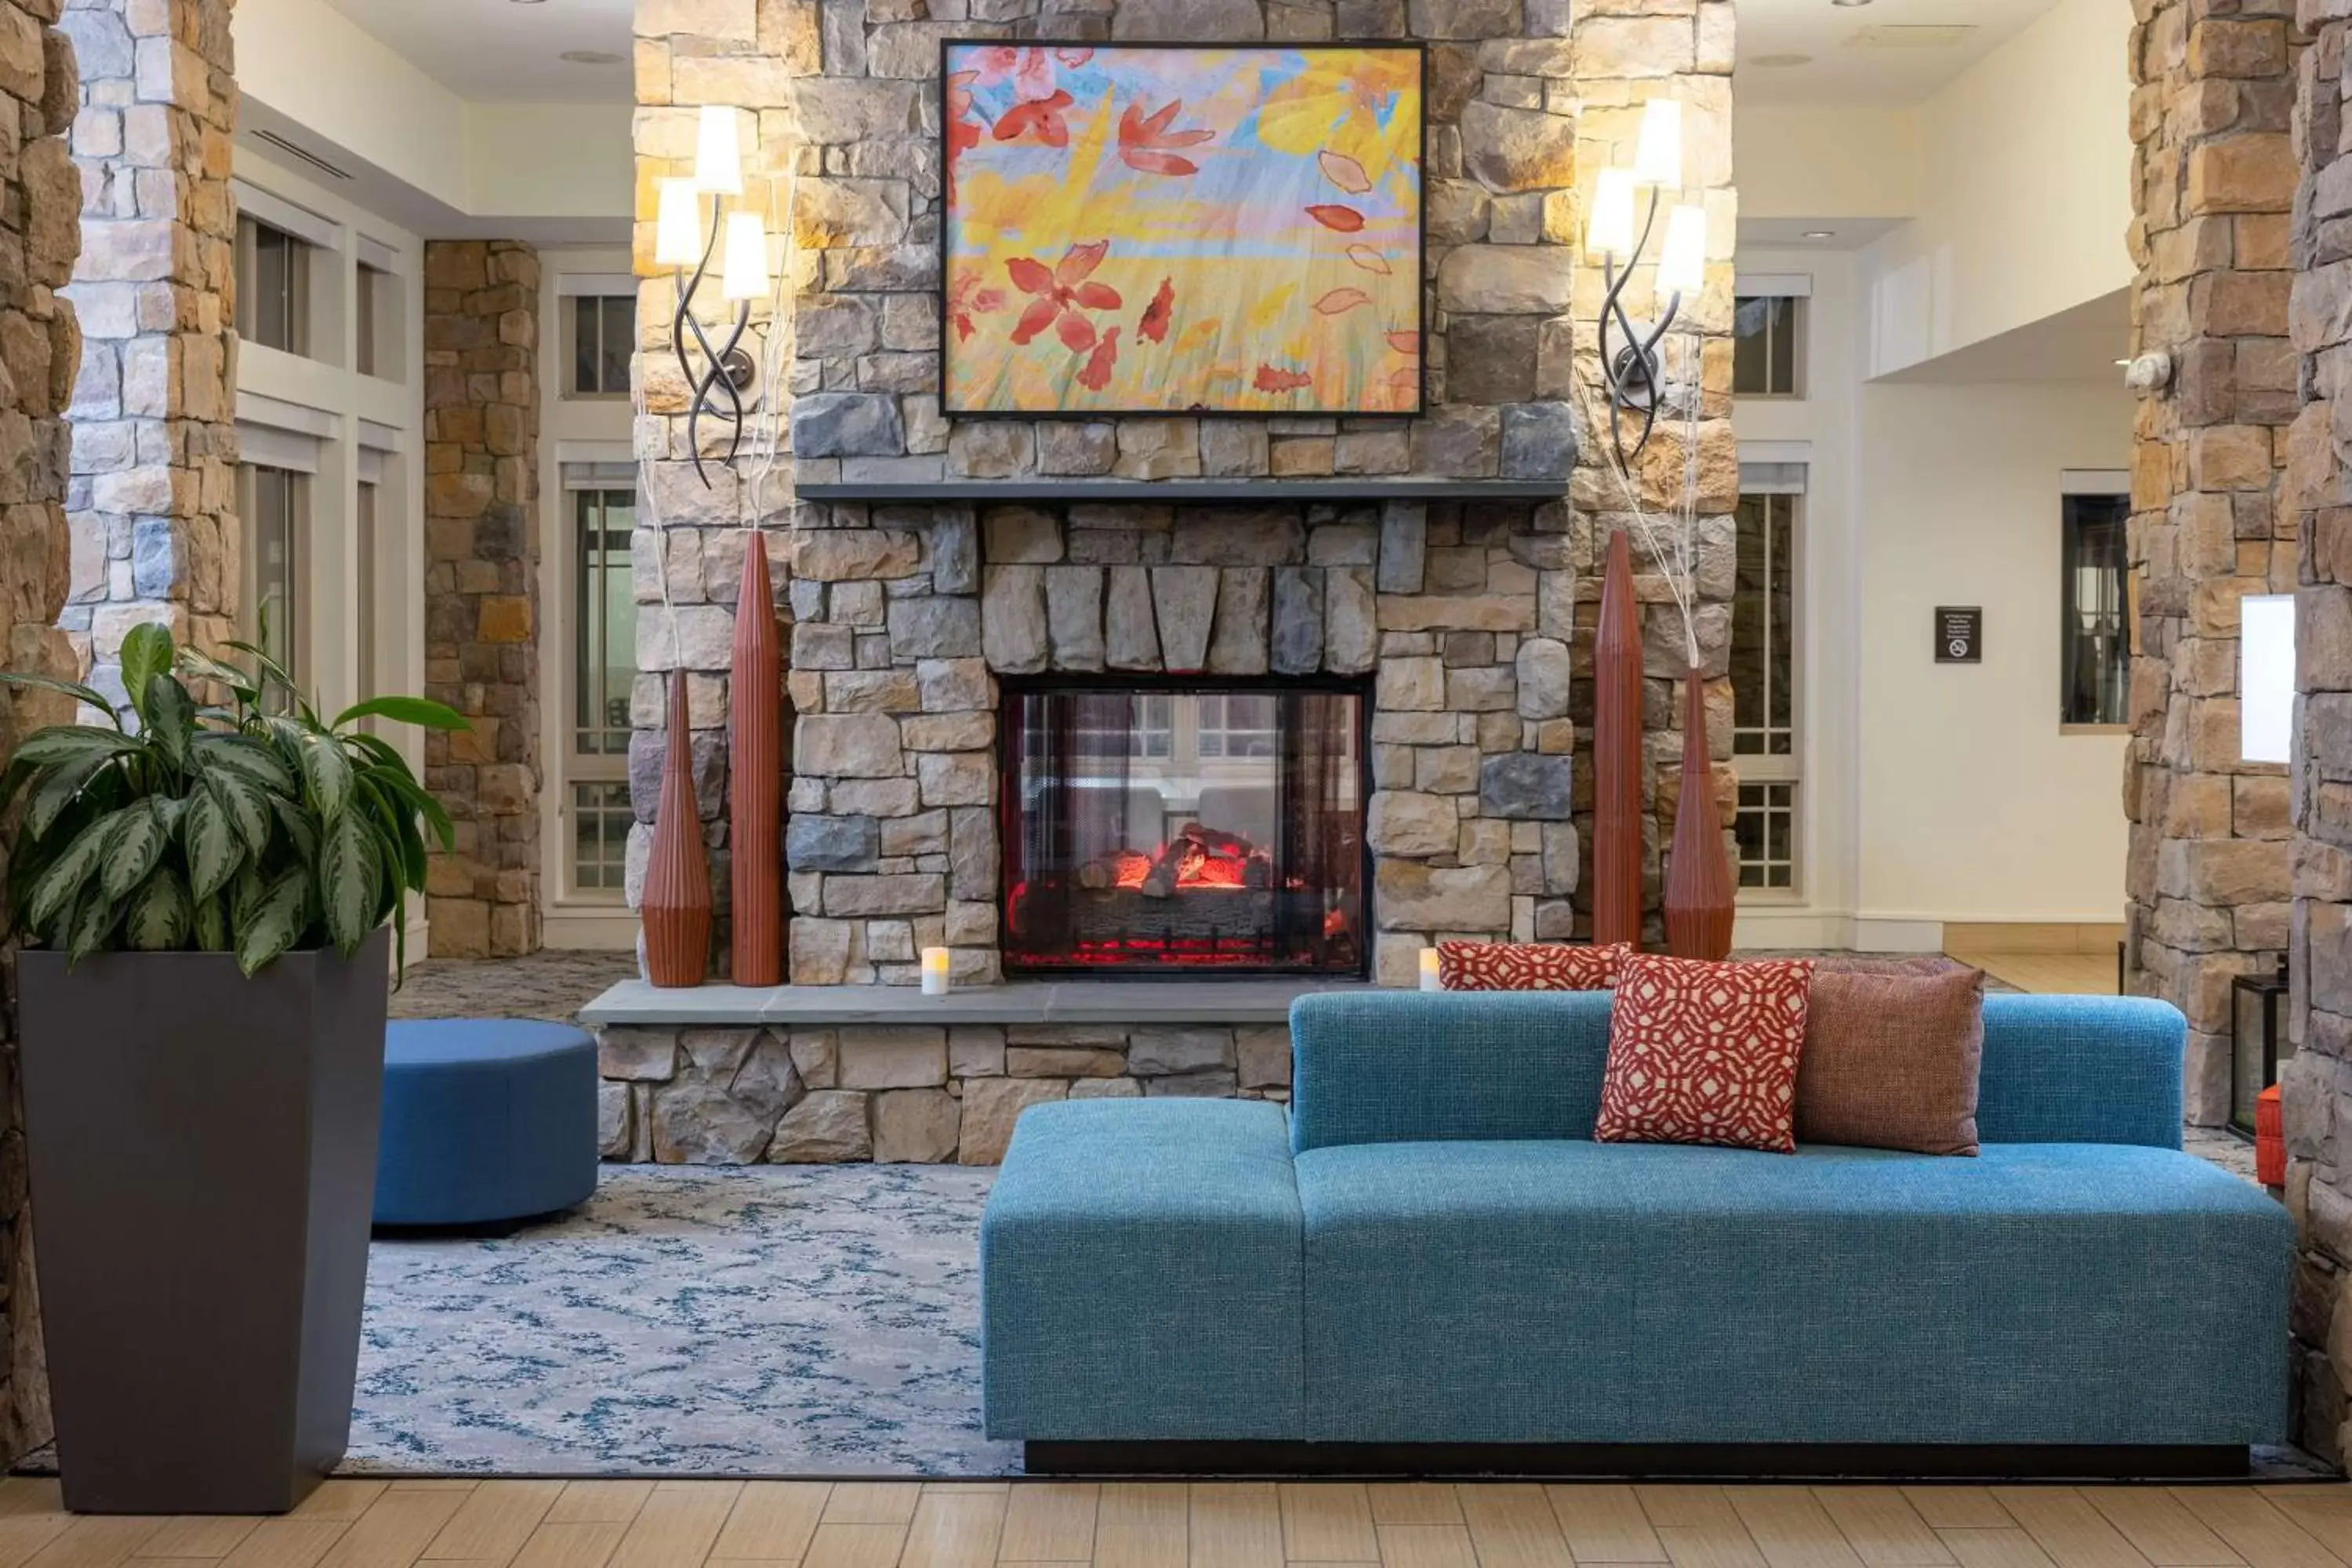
[350, 1163, 1018, 1477]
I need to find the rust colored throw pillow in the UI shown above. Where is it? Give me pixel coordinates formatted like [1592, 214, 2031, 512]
[1593, 953, 1818, 1154]
[1810, 954, 1969, 979]
[1439, 941, 1628, 991]
[1795, 965, 1987, 1156]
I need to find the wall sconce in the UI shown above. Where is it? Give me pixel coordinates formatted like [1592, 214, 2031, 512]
[1588, 97, 1710, 464]
[655, 105, 772, 487]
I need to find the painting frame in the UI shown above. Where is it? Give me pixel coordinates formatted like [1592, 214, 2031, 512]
[936, 38, 1429, 420]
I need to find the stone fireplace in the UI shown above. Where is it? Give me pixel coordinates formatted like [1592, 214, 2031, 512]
[600, 0, 1740, 1164]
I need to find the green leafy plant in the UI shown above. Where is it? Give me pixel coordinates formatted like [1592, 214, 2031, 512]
[0, 624, 466, 975]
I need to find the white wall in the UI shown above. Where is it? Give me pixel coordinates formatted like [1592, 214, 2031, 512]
[1862, 0, 2134, 376]
[1733, 248, 2134, 948]
[1853, 380, 2133, 935]
[231, 143, 431, 949]
[1738, 107, 1921, 225]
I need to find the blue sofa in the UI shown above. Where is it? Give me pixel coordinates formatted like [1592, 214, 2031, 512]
[980, 991, 2292, 1474]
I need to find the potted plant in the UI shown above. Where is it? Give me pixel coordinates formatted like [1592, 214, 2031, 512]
[1, 625, 460, 1514]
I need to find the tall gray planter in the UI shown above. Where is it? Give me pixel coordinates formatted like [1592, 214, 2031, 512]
[17, 929, 390, 1514]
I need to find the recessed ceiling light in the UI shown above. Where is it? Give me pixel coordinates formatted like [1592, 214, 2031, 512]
[1751, 53, 1813, 67]
[1832, 0, 1874, 7]
[1802, 230, 1836, 240]
[562, 49, 625, 64]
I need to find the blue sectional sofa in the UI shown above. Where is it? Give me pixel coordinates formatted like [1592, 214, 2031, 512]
[980, 991, 2293, 1476]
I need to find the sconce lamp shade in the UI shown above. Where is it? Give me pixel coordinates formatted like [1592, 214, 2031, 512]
[1633, 98, 1683, 187]
[721, 211, 771, 300]
[2242, 592, 2296, 764]
[654, 180, 703, 268]
[1587, 168, 1638, 261]
[1656, 204, 1708, 295]
[695, 105, 744, 196]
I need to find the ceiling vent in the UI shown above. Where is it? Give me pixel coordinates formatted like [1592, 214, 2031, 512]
[1844, 24, 1977, 48]
[250, 129, 353, 183]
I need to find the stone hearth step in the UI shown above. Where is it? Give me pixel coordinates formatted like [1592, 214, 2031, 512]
[579, 978, 1379, 1028]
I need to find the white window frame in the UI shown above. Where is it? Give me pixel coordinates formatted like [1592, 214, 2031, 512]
[558, 276, 640, 401]
[1733, 459, 1807, 904]
[1732, 271, 1813, 402]
[564, 477, 637, 898]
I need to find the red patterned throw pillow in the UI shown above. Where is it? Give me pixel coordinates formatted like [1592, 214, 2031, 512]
[1594, 953, 1819, 1153]
[1439, 941, 1628, 992]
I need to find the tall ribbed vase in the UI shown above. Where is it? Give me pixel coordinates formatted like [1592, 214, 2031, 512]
[642, 669, 712, 987]
[1592, 529, 1644, 949]
[1663, 666, 1736, 960]
[730, 535, 782, 985]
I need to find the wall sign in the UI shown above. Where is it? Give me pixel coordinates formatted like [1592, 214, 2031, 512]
[1935, 607, 1982, 664]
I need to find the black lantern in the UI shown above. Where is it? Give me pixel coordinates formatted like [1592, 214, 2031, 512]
[2231, 960, 2290, 1137]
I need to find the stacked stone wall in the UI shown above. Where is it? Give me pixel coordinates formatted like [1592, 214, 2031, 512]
[0, 0, 92, 1467]
[631, 0, 1740, 985]
[2125, 0, 2302, 1124]
[599, 1018, 1293, 1164]
[58, 0, 237, 692]
[422, 241, 545, 958]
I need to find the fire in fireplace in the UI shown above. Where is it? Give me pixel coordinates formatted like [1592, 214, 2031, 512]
[1000, 679, 1368, 975]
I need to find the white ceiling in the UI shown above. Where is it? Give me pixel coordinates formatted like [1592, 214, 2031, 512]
[1737, 0, 2066, 106]
[321, 0, 633, 103]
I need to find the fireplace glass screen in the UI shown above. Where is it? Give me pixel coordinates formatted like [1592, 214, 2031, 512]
[1001, 684, 1367, 975]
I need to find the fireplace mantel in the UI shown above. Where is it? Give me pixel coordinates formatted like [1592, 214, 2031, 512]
[797, 478, 1569, 506]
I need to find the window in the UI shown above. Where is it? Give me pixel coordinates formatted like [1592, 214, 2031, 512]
[1733, 295, 1802, 397]
[1198, 694, 1277, 760]
[235, 215, 311, 356]
[1732, 493, 1795, 759]
[1076, 693, 1173, 760]
[2062, 493, 2131, 728]
[1736, 782, 1798, 894]
[572, 782, 633, 894]
[574, 489, 636, 757]
[1730, 485, 1802, 895]
[567, 485, 637, 901]
[356, 263, 384, 377]
[238, 463, 308, 688]
[569, 296, 635, 397]
[354, 479, 378, 706]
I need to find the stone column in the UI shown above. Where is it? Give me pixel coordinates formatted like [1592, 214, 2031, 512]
[421, 240, 544, 958]
[0, 0, 89, 1468]
[1568, 3, 1740, 941]
[2286, 0, 2352, 1471]
[58, 0, 238, 693]
[2123, 0, 2299, 1124]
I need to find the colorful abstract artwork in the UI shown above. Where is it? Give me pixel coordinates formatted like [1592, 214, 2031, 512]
[941, 42, 1425, 416]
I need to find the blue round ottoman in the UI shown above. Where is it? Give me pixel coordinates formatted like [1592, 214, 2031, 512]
[374, 1019, 599, 1227]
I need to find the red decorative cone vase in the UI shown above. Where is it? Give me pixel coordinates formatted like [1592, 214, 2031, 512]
[642, 669, 712, 987]
[729, 535, 782, 985]
[1593, 529, 1644, 949]
[1663, 666, 1736, 960]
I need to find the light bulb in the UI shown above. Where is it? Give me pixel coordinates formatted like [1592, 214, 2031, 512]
[1656, 204, 1707, 296]
[653, 180, 702, 268]
[695, 105, 743, 196]
[721, 211, 771, 300]
[1633, 97, 1682, 187]
[1587, 168, 1638, 261]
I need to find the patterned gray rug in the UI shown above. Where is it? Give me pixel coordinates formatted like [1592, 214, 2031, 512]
[352, 1163, 1017, 1478]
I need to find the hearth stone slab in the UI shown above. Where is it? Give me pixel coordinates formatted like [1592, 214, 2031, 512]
[580, 978, 1380, 1028]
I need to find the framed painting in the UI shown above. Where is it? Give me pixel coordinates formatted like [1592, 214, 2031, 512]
[940, 41, 1425, 417]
